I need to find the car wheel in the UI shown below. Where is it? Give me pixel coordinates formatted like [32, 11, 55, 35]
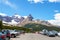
[49, 35, 55, 37]
[11, 34, 16, 38]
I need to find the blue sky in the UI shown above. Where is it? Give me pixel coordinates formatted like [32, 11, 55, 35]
[0, 0, 60, 20]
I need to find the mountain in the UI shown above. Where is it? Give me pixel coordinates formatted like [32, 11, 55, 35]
[0, 15, 12, 22]
[18, 14, 34, 26]
[12, 14, 24, 23]
[0, 14, 34, 26]
[18, 14, 53, 27]
[0, 14, 56, 27]
[0, 14, 25, 25]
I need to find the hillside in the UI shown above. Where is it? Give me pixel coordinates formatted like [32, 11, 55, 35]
[23, 23, 60, 32]
[0, 20, 60, 32]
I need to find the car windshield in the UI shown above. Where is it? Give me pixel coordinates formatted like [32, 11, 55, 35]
[0, 32, 2, 35]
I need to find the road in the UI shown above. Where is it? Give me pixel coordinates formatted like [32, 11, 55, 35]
[11, 33, 60, 40]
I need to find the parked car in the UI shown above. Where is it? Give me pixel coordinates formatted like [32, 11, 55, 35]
[57, 32, 60, 37]
[14, 30, 21, 36]
[47, 31, 56, 37]
[9, 30, 20, 38]
[0, 32, 6, 40]
[42, 29, 49, 35]
[51, 30, 58, 36]
[41, 29, 56, 37]
[2, 29, 11, 40]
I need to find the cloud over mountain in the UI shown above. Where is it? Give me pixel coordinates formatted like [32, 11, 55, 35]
[48, 13, 60, 26]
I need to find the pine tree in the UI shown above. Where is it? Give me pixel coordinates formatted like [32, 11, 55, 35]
[0, 20, 3, 30]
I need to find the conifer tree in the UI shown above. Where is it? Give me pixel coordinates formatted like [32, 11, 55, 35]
[0, 20, 3, 30]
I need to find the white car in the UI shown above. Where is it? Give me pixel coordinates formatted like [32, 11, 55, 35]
[42, 29, 49, 35]
[58, 32, 60, 37]
[9, 30, 19, 38]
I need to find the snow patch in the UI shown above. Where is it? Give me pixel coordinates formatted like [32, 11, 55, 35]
[14, 14, 21, 18]
[23, 16, 28, 18]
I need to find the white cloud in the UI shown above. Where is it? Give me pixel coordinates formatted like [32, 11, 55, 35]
[0, 13, 7, 16]
[28, 0, 60, 3]
[0, 0, 17, 9]
[54, 13, 60, 20]
[49, 0, 60, 2]
[28, 0, 44, 3]
[48, 20, 60, 26]
[48, 13, 60, 26]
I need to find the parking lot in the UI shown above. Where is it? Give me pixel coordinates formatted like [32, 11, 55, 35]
[11, 33, 60, 40]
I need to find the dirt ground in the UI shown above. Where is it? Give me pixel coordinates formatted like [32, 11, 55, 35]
[11, 33, 60, 40]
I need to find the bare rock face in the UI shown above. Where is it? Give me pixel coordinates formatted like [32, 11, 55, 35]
[27, 14, 33, 21]
[0, 13, 53, 27]
[18, 15, 52, 27]
[18, 14, 34, 26]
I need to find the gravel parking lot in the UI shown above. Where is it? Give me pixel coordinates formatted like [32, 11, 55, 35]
[11, 33, 60, 40]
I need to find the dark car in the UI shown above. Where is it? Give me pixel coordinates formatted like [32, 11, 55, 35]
[0, 32, 7, 40]
[2, 29, 11, 40]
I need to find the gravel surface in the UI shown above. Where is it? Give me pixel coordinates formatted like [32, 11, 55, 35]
[11, 33, 60, 40]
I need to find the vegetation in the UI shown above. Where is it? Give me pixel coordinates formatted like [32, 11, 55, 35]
[2, 26, 31, 33]
[0, 21, 60, 32]
[0, 20, 3, 30]
[24, 23, 60, 32]
[0, 21, 31, 32]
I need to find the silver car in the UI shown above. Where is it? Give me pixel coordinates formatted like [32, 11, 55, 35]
[47, 31, 56, 37]
[42, 29, 56, 37]
[42, 29, 49, 35]
[51, 30, 58, 36]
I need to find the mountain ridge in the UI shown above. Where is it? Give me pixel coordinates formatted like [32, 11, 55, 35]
[0, 14, 59, 28]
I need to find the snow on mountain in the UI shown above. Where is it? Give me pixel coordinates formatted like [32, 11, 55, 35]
[3, 21, 8, 24]
[12, 14, 22, 19]
[0, 13, 26, 25]
[8, 20, 18, 25]
[3, 20, 18, 26]
[12, 14, 25, 23]
[0, 13, 52, 26]
[23, 16, 28, 18]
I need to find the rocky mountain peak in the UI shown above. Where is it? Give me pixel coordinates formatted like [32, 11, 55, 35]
[27, 14, 33, 21]
[12, 13, 21, 19]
